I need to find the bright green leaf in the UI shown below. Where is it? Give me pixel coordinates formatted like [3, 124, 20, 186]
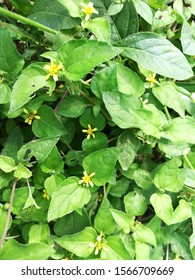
[14, 163, 32, 179]
[150, 193, 173, 225]
[132, 0, 153, 24]
[133, 223, 156, 247]
[0, 155, 16, 173]
[28, 224, 50, 244]
[82, 147, 119, 186]
[181, 20, 195, 56]
[94, 197, 116, 235]
[119, 32, 193, 80]
[48, 178, 91, 221]
[59, 39, 121, 80]
[171, 200, 192, 224]
[124, 191, 147, 216]
[110, 209, 134, 233]
[57, 95, 88, 118]
[0, 239, 54, 260]
[55, 227, 97, 257]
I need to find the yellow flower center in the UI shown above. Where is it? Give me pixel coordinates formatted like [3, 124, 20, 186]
[82, 124, 97, 139]
[79, 171, 95, 187]
[23, 109, 40, 125]
[42, 189, 50, 200]
[148, 76, 157, 83]
[49, 65, 59, 75]
[84, 7, 93, 15]
[89, 231, 107, 255]
[83, 174, 92, 184]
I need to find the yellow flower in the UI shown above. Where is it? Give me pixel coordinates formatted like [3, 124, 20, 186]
[42, 189, 50, 200]
[146, 73, 159, 88]
[79, 170, 95, 187]
[80, 2, 98, 21]
[23, 108, 40, 125]
[82, 124, 97, 139]
[0, 77, 3, 83]
[44, 61, 63, 82]
[89, 231, 107, 255]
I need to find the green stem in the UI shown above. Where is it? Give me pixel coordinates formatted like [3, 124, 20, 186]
[0, 179, 17, 249]
[0, 7, 57, 35]
[164, 106, 171, 120]
[183, 154, 195, 170]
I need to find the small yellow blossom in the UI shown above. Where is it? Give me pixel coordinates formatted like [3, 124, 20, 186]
[23, 109, 41, 125]
[44, 61, 63, 82]
[0, 77, 3, 83]
[82, 124, 97, 139]
[42, 189, 50, 200]
[146, 73, 159, 88]
[80, 2, 98, 21]
[23, 108, 40, 125]
[79, 170, 95, 187]
[89, 231, 107, 255]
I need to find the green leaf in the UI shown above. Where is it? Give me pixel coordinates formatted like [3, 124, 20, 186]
[55, 227, 97, 257]
[135, 242, 150, 260]
[190, 207, 195, 249]
[82, 147, 119, 186]
[54, 210, 90, 236]
[91, 62, 144, 99]
[124, 191, 147, 216]
[109, 178, 129, 197]
[119, 32, 193, 80]
[0, 155, 16, 173]
[93, 0, 138, 42]
[94, 197, 116, 235]
[101, 235, 131, 260]
[48, 178, 91, 221]
[181, 21, 195, 56]
[44, 174, 65, 197]
[80, 107, 106, 131]
[133, 223, 156, 247]
[132, 0, 153, 24]
[107, 2, 124, 16]
[40, 146, 64, 173]
[171, 200, 192, 224]
[3, 187, 32, 215]
[82, 17, 111, 42]
[133, 169, 153, 189]
[32, 105, 66, 138]
[150, 193, 173, 225]
[57, 95, 88, 118]
[161, 117, 195, 144]
[28, 224, 50, 243]
[103, 91, 166, 138]
[82, 132, 108, 152]
[0, 83, 10, 104]
[17, 137, 59, 164]
[0, 239, 54, 260]
[153, 82, 185, 118]
[117, 130, 140, 171]
[171, 232, 192, 260]
[154, 158, 185, 193]
[110, 209, 134, 233]
[59, 39, 121, 80]
[14, 163, 32, 179]
[0, 29, 24, 76]
[57, 0, 83, 18]
[28, 0, 80, 30]
[9, 63, 52, 112]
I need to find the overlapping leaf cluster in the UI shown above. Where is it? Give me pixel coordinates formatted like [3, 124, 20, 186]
[0, 0, 195, 260]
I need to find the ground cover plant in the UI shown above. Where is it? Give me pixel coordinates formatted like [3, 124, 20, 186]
[0, 0, 195, 260]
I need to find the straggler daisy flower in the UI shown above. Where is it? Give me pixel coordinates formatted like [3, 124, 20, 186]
[89, 231, 107, 255]
[146, 73, 160, 88]
[23, 108, 40, 125]
[82, 124, 97, 139]
[79, 170, 95, 187]
[44, 61, 63, 82]
[42, 189, 50, 200]
[80, 2, 98, 21]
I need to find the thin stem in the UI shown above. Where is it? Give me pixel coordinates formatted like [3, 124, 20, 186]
[54, 90, 68, 113]
[183, 154, 195, 170]
[164, 106, 171, 120]
[0, 179, 17, 249]
[0, 7, 57, 35]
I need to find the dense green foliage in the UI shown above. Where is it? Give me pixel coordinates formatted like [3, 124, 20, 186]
[0, 0, 195, 260]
